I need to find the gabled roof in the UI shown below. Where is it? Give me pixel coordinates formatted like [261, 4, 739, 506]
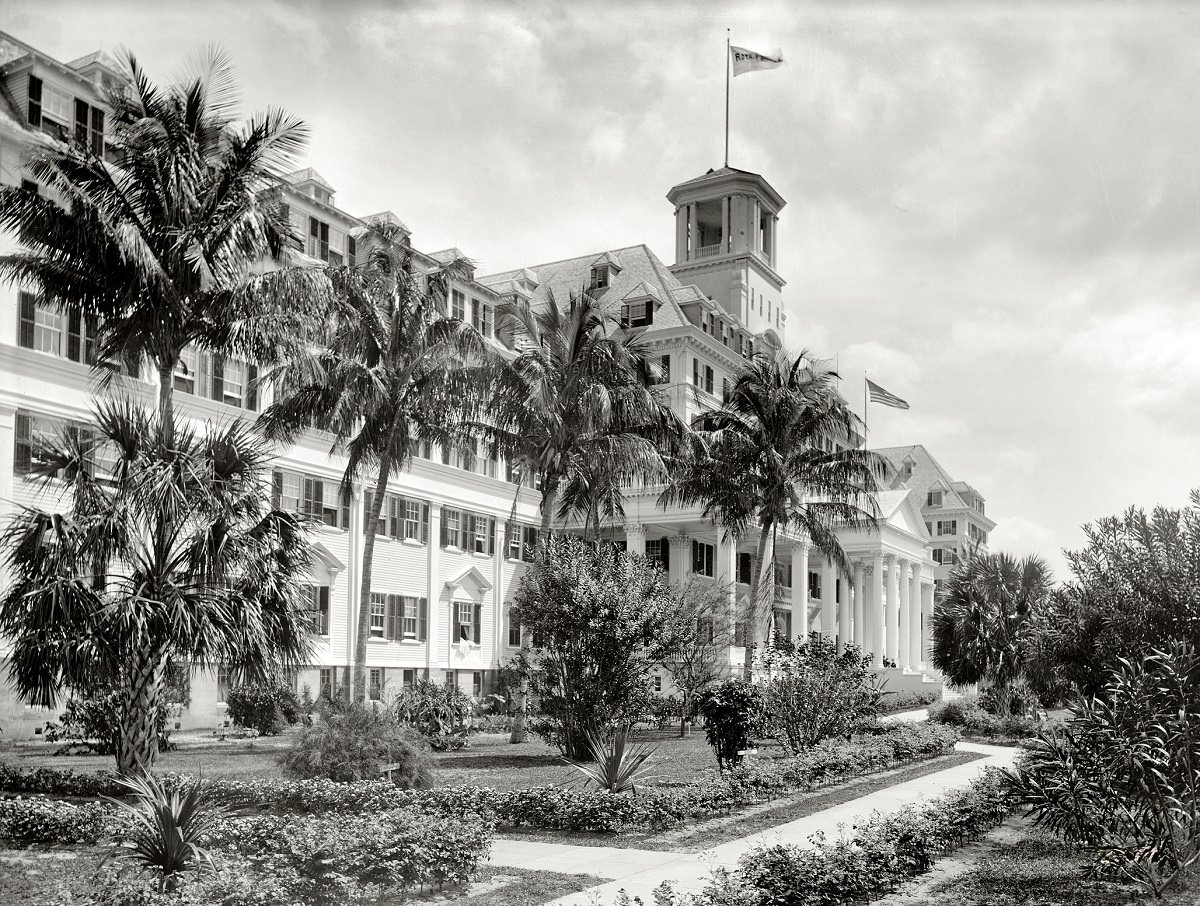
[618, 280, 663, 303]
[284, 167, 334, 192]
[590, 250, 623, 271]
[67, 49, 124, 75]
[874, 444, 981, 511]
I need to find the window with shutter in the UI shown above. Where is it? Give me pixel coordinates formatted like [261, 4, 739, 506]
[472, 603, 482, 644]
[27, 75, 42, 126]
[74, 98, 88, 144]
[418, 597, 428, 641]
[18, 291, 36, 349]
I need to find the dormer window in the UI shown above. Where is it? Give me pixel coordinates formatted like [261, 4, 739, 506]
[620, 300, 653, 328]
[590, 266, 610, 289]
[927, 490, 944, 508]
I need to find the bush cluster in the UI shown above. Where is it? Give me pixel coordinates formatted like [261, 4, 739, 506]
[929, 695, 1044, 741]
[394, 679, 474, 750]
[224, 680, 304, 735]
[43, 688, 175, 755]
[0, 795, 116, 844]
[613, 771, 1017, 906]
[878, 688, 941, 714]
[0, 761, 123, 798]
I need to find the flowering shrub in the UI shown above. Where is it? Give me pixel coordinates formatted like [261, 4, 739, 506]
[224, 679, 303, 735]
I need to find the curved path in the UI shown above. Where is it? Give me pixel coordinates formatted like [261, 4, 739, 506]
[487, 739, 1018, 905]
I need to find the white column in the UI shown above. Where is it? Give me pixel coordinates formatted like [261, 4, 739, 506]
[426, 505, 442, 674]
[667, 534, 690, 587]
[921, 579, 935, 668]
[908, 564, 923, 670]
[675, 206, 688, 263]
[716, 531, 739, 641]
[688, 204, 698, 260]
[624, 522, 646, 557]
[720, 195, 730, 252]
[837, 561, 852, 654]
[852, 560, 865, 649]
[824, 557, 837, 645]
[885, 554, 900, 665]
[791, 539, 810, 641]
[871, 552, 885, 669]
[898, 557, 912, 670]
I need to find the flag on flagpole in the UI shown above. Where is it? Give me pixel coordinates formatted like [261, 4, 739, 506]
[866, 379, 910, 410]
[731, 45, 783, 76]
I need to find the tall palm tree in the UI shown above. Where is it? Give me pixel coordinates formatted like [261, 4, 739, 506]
[0, 49, 328, 442]
[482, 289, 687, 741]
[664, 350, 885, 642]
[259, 219, 489, 702]
[930, 551, 1053, 715]
[0, 400, 314, 775]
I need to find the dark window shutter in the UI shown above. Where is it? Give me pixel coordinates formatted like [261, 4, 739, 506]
[439, 507, 448, 547]
[363, 491, 373, 536]
[318, 587, 330, 634]
[347, 236, 356, 267]
[420, 503, 429, 543]
[340, 491, 350, 530]
[211, 354, 225, 402]
[387, 595, 399, 641]
[14, 414, 31, 474]
[85, 318, 98, 365]
[18, 292, 35, 348]
[67, 310, 82, 362]
[74, 99, 89, 144]
[90, 107, 104, 156]
[27, 75, 42, 126]
[661, 538, 670, 571]
[473, 603, 482, 644]
[271, 470, 282, 508]
[245, 364, 258, 411]
[488, 517, 496, 555]
[309, 216, 319, 238]
[418, 598, 428, 642]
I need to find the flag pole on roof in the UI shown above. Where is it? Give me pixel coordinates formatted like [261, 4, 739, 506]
[864, 377, 910, 446]
[725, 36, 784, 168]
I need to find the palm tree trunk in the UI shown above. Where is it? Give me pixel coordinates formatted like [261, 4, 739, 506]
[354, 454, 391, 702]
[117, 645, 168, 776]
[509, 480, 558, 744]
[157, 362, 175, 443]
[745, 524, 774, 667]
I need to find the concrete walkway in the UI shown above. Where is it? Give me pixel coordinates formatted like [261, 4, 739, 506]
[488, 741, 1018, 905]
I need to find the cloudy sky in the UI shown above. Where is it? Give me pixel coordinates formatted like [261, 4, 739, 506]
[8, 0, 1199, 578]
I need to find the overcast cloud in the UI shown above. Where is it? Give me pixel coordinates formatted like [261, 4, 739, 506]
[7, 0, 1199, 579]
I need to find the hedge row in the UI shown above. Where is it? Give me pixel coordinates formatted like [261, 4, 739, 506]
[928, 699, 1046, 741]
[0, 722, 959, 837]
[621, 770, 1018, 906]
[0, 795, 115, 844]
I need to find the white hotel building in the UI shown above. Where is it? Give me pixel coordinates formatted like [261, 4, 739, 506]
[0, 32, 958, 734]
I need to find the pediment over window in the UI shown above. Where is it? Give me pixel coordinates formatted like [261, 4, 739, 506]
[311, 542, 345, 576]
[444, 566, 493, 600]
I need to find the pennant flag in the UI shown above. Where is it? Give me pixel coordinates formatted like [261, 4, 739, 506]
[731, 45, 783, 76]
[866, 379, 910, 410]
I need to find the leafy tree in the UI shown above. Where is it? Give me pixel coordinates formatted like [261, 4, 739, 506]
[663, 350, 883, 642]
[658, 579, 737, 736]
[930, 552, 1053, 715]
[0, 401, 313, 775]
[757, 637, 880, 753]
[511, 536, 680, 759]
[260, 219, 487, 701]
[1037, 491, 1200, 699]
[695, 678, 765, 770]
[482, 289, 686, 741]
[0, 49, 327, 442]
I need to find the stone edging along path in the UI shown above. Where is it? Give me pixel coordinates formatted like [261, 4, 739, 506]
[486, 741, 1019, 906]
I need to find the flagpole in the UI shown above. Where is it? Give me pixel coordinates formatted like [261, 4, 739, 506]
[724, 29, 731, 167]
[863, 376, 869, 447]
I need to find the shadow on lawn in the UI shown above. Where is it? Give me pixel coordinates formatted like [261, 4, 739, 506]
[434, 752, 566, 770]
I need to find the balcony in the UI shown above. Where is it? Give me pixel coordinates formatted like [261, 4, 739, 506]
[693, 243, 724, 260]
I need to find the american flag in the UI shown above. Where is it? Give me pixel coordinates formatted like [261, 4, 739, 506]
[866, 379, 909, 410]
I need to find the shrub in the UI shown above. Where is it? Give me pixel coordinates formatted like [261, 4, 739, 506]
[1007, 641, 1200, 897]
[43, 687, 175, 755]
[565, 724, 655, 793]
[929, 696, 1044, 741]
[878, 688, 941, 714]
[0, 795, 115, 844]
[695, 678, 764, 770]
[757, 638, 881, 753]
[0, 761, 125, 797]
[394, 679, 474, 748]
[224, 679, 302, 735]
[279, 701, 434, 786]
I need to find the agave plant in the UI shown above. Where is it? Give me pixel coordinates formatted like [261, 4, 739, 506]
[106, 773, 224, 890]
[565, 724, 656, 794]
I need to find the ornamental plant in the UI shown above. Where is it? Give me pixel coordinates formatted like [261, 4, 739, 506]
[225, 678, 303, 735]
[565, 724, 656, 794]
[757, 637, 880, 753]
[394, 678, 474, 749]
[695, 678, 765, 770]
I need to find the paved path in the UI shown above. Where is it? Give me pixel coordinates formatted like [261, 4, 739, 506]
[488, 741, 1017, 905]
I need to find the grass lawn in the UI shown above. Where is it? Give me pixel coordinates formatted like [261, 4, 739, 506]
[875, 816, 1199, 906]
[409, 866, 598, 905]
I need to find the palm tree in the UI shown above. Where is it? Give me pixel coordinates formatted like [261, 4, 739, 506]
[930, 551, 1053, 715]
[664, 350, 885, 643]
[0, 400, 314, 775]
[0, 49, 328, 442]
[259, 219, 489, 702]
[482, 289, 687, 741]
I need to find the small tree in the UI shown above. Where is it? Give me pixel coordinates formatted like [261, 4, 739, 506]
[659, 579, 736, 736]
[757, 637, 880, 753]
[511, 537, 680, 760]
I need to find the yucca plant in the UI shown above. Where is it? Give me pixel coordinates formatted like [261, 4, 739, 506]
[107, 773, 224, 890]
[565, 724, 656, 794]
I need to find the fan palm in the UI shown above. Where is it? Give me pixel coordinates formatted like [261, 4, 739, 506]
[663, 350, 885, 642]
[259, 218, 489, 702]
[930, 551, 1053, 715]
[0, 48, 328, 442]
[480, 288, 687, 741]
[0, 400, 314, 775]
